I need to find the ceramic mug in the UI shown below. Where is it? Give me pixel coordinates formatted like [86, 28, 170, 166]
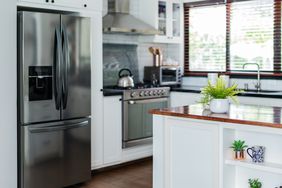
[247, 146, 265, 163]
[219, 75, 230, 87]
[208, 73, 218, 86]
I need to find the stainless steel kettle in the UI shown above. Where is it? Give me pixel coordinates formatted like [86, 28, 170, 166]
[117, 68, 135, 88]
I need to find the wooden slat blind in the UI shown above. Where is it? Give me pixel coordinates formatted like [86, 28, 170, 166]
[184, 6, 189, 73]
[184, 0, 282, 75]
[229, 0, 274, 71]
[274, 0, 281, 72]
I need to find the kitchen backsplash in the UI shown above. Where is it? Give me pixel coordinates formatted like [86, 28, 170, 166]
[103, 35, 181, 86]
[103, 44, 139, 86]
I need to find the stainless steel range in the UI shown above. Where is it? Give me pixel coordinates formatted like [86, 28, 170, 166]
[122, 87, 170, 148]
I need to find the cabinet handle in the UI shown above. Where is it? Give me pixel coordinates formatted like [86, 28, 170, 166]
[46, 0, 49, 2]
[84, 4, 87, 7]
[51, 0, 54, 3]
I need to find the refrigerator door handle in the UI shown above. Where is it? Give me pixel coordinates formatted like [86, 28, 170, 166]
[54, 27, 63, 110]
[29, 120, 89, 133]
[62, 26, 69, 109]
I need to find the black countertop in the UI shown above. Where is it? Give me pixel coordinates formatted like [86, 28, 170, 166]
[170, 86, 282, 99]
[102, 85, 282, 98]
[102, 88, 123, 96]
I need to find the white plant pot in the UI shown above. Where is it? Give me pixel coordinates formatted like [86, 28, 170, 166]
[210, 99, 229, 113]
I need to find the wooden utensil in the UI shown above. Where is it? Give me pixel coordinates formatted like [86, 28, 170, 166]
[149, 47, 156, 55]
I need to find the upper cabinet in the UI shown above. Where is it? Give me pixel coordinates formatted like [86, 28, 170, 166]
[158, 1, 181, 41]
[17, 0, 102, 11]
[138, 0, 183, 43]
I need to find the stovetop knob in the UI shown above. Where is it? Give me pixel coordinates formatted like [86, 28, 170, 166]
[145, 91, 150, 96]
[131, 91, 137, 98]
[140, 91, 145, 97]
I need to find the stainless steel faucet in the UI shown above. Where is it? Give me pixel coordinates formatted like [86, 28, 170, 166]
[242, 63, 261, 91]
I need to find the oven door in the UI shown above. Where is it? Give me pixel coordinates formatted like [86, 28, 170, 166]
[123, 97, 168, 148]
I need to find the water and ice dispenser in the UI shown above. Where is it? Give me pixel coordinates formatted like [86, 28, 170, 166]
[28, 66, 53, 101]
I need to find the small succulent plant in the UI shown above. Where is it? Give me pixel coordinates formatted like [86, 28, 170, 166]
[230, 140, 248, 151]
[248, 178, 262, 188]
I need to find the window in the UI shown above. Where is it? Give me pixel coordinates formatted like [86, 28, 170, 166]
[184, 0, 281, 75]
[189, 5, 226, 72]
[230, 0, 274, 71]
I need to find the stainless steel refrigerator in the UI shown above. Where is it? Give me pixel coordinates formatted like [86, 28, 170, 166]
[18, 11, 91, 188]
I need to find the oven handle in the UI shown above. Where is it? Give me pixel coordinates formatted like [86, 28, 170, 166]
[126, 97, 168, 105]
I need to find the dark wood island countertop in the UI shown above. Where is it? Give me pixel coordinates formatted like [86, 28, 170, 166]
[150, 104, 282, 129]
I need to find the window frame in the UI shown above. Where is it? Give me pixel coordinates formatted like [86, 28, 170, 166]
[183, 0, 282, 78]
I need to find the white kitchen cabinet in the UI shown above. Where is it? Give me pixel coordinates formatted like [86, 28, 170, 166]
[138, 0, 183, 43]
[170, 91, 200, 107]
[103, 96, 123, 165]
[91, 11, 104, 169]
[17, 0, 102, 11]
[153, 116, 219, 188]
[238, 96, 282, 107]
[154, 114, 282, 188]
[159, 0, 182, 42]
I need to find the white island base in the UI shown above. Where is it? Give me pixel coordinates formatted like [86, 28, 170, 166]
[153, 112, 282, 188]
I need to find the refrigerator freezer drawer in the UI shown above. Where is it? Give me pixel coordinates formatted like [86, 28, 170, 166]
[21, 118, 91, 188]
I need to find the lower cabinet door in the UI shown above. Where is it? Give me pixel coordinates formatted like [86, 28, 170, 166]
[103, 96, 122, 165]
[165, 118, 219, 188]
[21, 118, 91, 188]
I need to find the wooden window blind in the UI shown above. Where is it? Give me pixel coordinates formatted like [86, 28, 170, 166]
[230, 0, 274, 71]
[184, 0, 282, 76]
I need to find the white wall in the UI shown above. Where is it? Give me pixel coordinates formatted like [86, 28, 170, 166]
[137, 43, 181, 81]
[0, 0, 17, 188]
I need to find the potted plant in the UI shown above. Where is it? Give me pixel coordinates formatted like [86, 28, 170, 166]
[200, 77, 242, 113]
[248, 178, 262, 188]
[230, 140, 248, 160]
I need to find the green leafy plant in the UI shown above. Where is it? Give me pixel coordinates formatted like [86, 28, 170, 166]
[200, 77, 242, 105]
[248, 178, 262, 188]
[230, 140, 248, 151]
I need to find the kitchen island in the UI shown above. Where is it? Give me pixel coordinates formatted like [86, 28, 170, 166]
[151, 104, 282, 188]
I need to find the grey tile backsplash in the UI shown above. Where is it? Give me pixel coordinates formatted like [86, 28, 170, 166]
[103, 44, 140, 86]
[103, 34, 182, 87]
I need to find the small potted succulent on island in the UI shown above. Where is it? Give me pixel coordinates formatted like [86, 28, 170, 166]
[230, 140, 248, 160]
[200, 77, 242, 113]
[248, 178, 262, 188]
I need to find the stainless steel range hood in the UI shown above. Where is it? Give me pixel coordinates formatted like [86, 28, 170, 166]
[103, 0, 160, 35]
